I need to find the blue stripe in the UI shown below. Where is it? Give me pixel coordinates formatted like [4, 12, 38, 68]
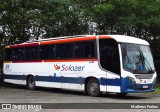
[36, 76, 51, 82]
[4, 74, 120, 86]
[62, 77, 79, 84]
[4, 75, 26, 80]
[100, 78, 121, 86]
[36, 76, 84, 84]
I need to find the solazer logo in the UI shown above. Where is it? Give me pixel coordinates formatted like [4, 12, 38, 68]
[61, 64, 85, 71]
[54, 64, 60, 70]
[54, 64, 85, 71]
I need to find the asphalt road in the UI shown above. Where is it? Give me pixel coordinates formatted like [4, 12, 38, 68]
[0, 84, 160, 112]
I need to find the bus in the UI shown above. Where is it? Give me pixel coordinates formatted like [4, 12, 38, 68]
[3, 35, 156, 96]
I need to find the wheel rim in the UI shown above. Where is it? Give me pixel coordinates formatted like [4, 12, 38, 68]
[89, 82, 98, 94]
[29, 78, 34, 88]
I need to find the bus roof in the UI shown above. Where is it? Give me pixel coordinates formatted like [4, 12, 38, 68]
[107, 35, 149, 45]
[25, 35, 149, 45]
[6, 35, 149, 48]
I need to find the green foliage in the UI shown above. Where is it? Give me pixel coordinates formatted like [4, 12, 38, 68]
[1, 0, 159, 41]
[0, 0, 90, 44]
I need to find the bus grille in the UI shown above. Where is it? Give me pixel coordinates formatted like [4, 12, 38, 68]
[135, 75, 153, 79]
[133, 84, 152, 90]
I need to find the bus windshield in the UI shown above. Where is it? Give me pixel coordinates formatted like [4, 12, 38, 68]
[120, 43, 155, 74]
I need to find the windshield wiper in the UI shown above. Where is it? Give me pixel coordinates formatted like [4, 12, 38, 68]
[139, 49, 154, 73]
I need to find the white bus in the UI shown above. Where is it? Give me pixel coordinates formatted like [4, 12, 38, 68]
[3, 35, 156, 96]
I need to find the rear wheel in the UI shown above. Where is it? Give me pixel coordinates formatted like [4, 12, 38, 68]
[87, 79, 100, 97]
[27, 76, 36, 90]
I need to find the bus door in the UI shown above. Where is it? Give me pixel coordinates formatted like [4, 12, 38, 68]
[49, 63, 62, 88]
[99, 38, 121, 92]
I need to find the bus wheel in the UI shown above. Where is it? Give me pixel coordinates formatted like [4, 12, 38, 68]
[87, 79, 100, 97]
[27, 76, 36, 90]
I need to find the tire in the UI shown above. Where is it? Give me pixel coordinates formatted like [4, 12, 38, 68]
[27, 76, 36, 90]
[87, 79, 100, 97]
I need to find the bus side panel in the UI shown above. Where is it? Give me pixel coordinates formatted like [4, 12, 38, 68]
[3, 61, 121, 93]
[3, 62, 50, 87]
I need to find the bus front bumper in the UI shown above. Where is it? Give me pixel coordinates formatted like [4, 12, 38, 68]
[121, 78, 156, 93]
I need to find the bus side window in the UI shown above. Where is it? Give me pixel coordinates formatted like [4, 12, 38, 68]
[75, 41, 95, 58]
[75, 42, 86, 58]
[4, 48, 11, 61]
[25, 47, 38, 60]
[56, 44, 65, 59]
[64, 43, 74, 59]
[85, 41, 95, 58]
[17, 48, 25, 60]
[11, 48, 18, 60]
[40, 45, 48, 59]
[48, 45, 55, 59]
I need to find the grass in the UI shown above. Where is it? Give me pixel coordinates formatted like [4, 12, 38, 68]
[154, 88, 160, 95]
[0, 81, 9, 90]
[144, 83, 160, 95]
[0, 84, 10, 90]
[152, 83, 160, 95]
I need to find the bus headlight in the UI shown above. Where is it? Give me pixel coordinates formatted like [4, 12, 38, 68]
[126, 76, 136, 83]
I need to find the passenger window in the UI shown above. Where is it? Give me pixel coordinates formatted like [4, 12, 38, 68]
[47, 45, 55, 59]
[75, 42, 85, 58]
[56, 44, 65, 59]
[11, 48, 18, 60]
[75, 41, 95, 58]
[4, 48, 11, 61]
[25, 47, 38, 59]
[85, 41, 95, 58]
[64, 43, 74, 59]
[17, 48, 25, 60]
[40, 46, 48, 59]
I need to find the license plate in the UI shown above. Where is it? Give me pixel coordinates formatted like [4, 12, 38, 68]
[143, 85, 148, 89]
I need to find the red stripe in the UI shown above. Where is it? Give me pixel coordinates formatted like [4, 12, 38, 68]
[99, 35, 112, 39]
[43, 58, 98, 62]
[11, 58, 98, 63]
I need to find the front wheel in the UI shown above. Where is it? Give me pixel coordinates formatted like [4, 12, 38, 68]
[87, 79, 100, 97]
[27, 76, 36, 90]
